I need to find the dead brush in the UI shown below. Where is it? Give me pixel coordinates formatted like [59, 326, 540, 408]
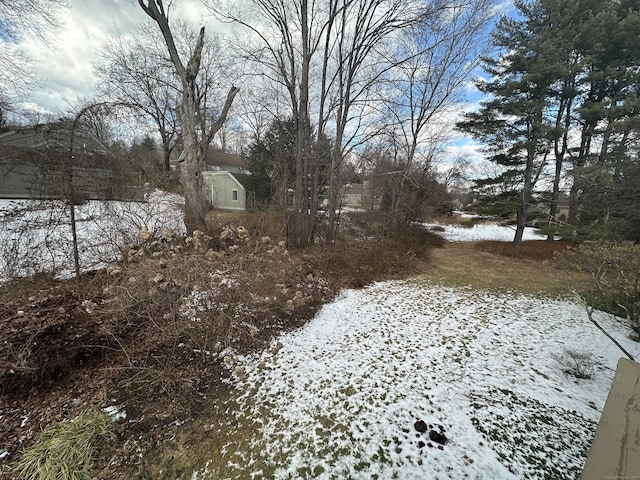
[97, 252, 227, 409]
[475, 240, 572, 260]
[0, 274, 109, 394]
[551, 348, 599, 379]
[93, 228, 313, 410]
[301, 240, 428, 290]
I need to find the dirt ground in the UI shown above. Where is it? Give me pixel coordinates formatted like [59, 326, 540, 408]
[0, 220, 441, 479]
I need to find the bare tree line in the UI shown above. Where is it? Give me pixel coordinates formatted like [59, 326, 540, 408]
[115, 0, 493, 242]
[2, 0, 496, 244]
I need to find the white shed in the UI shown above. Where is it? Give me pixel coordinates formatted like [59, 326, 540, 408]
[202, 171, 246, 211]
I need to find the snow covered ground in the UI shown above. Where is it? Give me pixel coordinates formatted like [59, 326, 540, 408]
[190, 222, 637, 480]
[0, 190, 184, 283]
[204, 283, 637, 480]
[421, 222, 547, 242]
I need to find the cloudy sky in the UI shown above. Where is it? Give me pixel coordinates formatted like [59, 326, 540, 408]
[16, 0, 215, 116]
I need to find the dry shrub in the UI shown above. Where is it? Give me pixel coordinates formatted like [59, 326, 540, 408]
[474, 240, 572, 260]
[236, 208, 286, 239]
[302, 240, 428, 290]
[396, 223, 445, 251]
[206, 207, 285, 240]
[1, 226, 330, 411]
[0, 272, 110, 395]
[0, 211, 436, 478]
[0, 218, 431, 403]
[556, 242, 640, 334]
[342, 210, 391, 238]
[342, 211, 444, 250]
[551, 348, 598, 379]
[93, 234, 316, 410]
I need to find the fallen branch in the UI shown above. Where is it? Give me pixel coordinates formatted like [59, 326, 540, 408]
[579, 297, 635, 361]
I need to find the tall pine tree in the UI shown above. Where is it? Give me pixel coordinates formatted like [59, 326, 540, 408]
[458, 0, 558, 246]
[459, 0, 640, 244]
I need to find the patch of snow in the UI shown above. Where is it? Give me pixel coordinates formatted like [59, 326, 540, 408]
[422, 222, 546, 242]
[0, 190, 184, 283]
[200, 282, 638, 479]
[102, 405, 127, 422]
[450, 210, 481, 219]
[20, 414, 30, 428]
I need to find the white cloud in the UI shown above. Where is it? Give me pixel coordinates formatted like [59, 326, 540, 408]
[13, 0, 218, 117]
[443, 141, 484, 164]
[15, 0, 143, 115]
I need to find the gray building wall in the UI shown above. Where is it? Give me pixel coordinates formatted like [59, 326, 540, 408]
[0, 161, 142, 201]
[202, 171, 246, 211]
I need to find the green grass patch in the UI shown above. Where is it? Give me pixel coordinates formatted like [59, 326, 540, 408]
[425, 242, 585, 297]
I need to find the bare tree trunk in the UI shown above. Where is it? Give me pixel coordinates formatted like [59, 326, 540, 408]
[139, 0, 238, 234]
[162, 145, 172, 173]
[513, 202, 527, 247]
[514, 139, 536, 248]
[548, 90, 573, 242]
[547, 155, 563, 242]
[327, 136, 344, 243]
[288, 0, 315, 248]
[180, 136, 207, 232]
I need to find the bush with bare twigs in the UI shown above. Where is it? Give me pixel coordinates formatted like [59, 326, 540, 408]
[551, 348, 599, 379]
[556, 242, 640, 337]
[341, 210, 445, 251]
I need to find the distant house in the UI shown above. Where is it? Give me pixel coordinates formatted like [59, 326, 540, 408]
[202, 171, 248, 211]
[339, 183, 364, 208]
[337, 181, 379, 210]
[200, 150, 250, 211]
[0, 122, 142, 201]
[170, 148, 253, 211]
[0, 123, 105, 153]
[529, 192, 571, 226]
[205, 150, 247, 174]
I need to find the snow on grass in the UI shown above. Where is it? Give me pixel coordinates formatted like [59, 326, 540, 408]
[0, 190, 184, 282]
[201, 281, 638, 480]
[421, 222, 547, 242]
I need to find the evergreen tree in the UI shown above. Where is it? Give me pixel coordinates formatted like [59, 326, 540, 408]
[244, 119, 297, 210]
[460, 0, 640, 244]
[568, 0, 640, 239]
[458, 0, 558, 246]
[244, 118, 333, 211]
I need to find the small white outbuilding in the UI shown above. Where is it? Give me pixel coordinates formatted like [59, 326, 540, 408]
[202, 171, 246, 211]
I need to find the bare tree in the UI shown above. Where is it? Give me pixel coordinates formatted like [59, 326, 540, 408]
[382, 0, 495, 223]
[0, 0, 68, 95]
[96, 24, 181, 172]
[321, 0, 426, 241]
[97, 18, 235, 175]
[210, 0, 320, 246]
[137, 0, 239, 233]
[210, 0, 424, 245]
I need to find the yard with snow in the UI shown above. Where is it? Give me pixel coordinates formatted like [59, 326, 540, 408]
[192, 223, 638, 480]
[0, 191, 184, 283]
[1, 202, 636, 479]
